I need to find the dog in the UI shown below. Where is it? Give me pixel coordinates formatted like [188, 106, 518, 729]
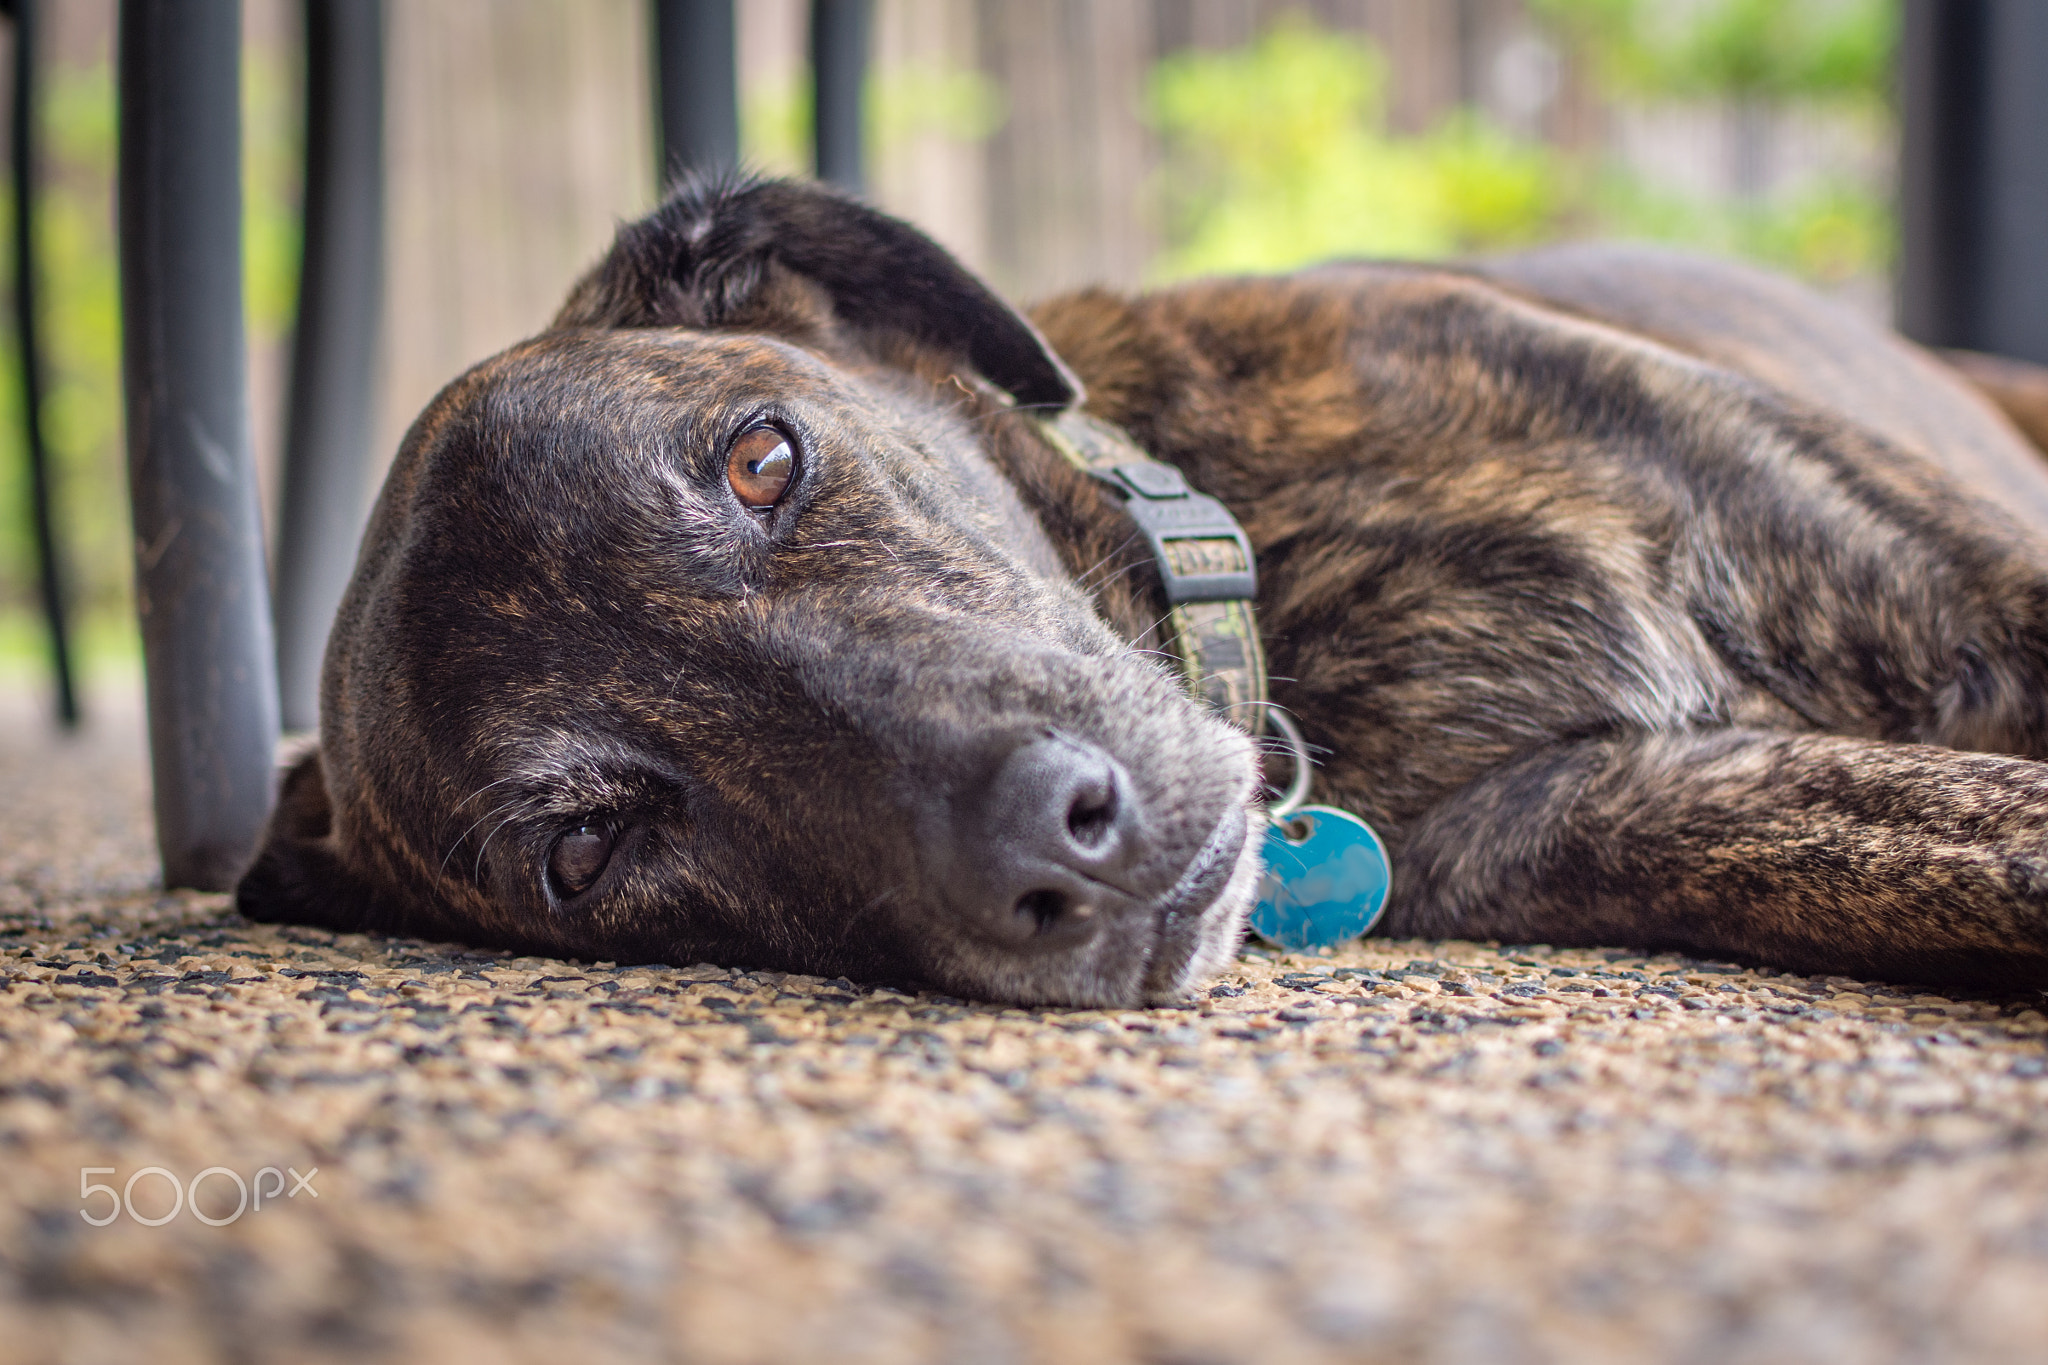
[237, 174, 2048, 1006]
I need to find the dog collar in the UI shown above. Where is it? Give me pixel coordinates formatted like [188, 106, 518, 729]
[1035, 409, 1394, 950]
[1033, 410, 1269, 730]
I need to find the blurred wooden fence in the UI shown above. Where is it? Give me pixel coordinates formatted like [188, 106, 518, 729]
[366, 0, 1609, 473]
[16, 0, 1886, 616]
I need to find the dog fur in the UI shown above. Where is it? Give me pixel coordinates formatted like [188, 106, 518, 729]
[238, 175, 2048, 1004]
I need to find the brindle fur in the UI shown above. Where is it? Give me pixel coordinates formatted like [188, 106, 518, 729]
[238, 175, 2048, 1002]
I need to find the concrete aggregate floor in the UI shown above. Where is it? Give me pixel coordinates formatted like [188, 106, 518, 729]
[3, 687, 2048, 1364]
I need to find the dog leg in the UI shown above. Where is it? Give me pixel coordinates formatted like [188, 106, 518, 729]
[1391, 727, 2048, 986]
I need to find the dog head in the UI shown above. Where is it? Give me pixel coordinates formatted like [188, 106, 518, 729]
[236, 176, 1262, 1005]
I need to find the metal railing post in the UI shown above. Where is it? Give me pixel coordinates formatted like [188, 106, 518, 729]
[274, 0, 384, 733]
[1898, 0, 2048, 364]
[810, 0, 870, 194]
[118, 0, 280, 891]
[652, 0, 737, 187]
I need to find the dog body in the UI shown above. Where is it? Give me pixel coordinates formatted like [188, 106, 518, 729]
[240, 177, 2048, 1002]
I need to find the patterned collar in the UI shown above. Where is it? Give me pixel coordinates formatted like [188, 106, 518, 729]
[1033, 409, 1268, 734]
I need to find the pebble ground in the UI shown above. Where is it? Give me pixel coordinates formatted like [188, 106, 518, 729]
[4, 688, 2048, 1365]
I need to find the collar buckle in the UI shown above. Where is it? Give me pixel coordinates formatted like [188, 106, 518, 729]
[1088, 464, 1258, 605]
[1034, 410, 1269, 732]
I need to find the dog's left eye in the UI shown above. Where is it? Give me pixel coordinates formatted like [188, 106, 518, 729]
[728, 425, 796, 509]
[549, 823, 615, 897]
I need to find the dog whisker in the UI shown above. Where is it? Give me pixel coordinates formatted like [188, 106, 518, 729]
[449, 775, 520, 816]
[807, 538, 902, 563]
[471, 811, 524, 884]
[1131, 608, 1181, 646]
[830, 885, 903, 955]
[1073, 533, 1144, 590]
[437, 781, 526, 878]
[1079, 563, 1155, 607]
[1076, 551, 1149, 598]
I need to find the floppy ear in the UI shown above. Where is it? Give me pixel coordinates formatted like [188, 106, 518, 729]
[236, 752, 403, 935]
[555, 173, 1082, 411]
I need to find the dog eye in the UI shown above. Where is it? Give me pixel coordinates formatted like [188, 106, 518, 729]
[727, 425, 795, 509]
[549, 823, 615, 897]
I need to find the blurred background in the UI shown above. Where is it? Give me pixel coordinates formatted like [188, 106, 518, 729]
[0, 0, 1908, 698]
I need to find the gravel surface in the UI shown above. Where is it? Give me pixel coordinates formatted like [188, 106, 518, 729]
[4, 687, 2048, 1364]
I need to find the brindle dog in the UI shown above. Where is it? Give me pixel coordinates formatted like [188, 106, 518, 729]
[238, 175, 2048, 1005]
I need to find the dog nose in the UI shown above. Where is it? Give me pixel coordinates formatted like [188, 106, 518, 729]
[963, 731, 1145, 945]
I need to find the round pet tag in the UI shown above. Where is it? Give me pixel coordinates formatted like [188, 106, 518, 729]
[1244, 705, 1391, 951]
[1249, 805, 1392, 950]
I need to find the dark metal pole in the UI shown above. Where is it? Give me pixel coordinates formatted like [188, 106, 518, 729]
[118, 0, 280, 891]
[275, 0, 383, 733]
[1898, 0, 1987, 350]
[1898, 0, 2048, 364]
[810, 0, 871, 194]
[5, 0, 78, 727]
[1972, 2, 2048, 366]
[651, 0, 737, 188]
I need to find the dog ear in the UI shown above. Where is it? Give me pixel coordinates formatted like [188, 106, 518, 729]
[236, 751, 402, 935]
[556, 173, 1082, 410]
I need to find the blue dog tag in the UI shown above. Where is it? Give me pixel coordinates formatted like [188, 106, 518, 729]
[1249, 805, 1391, 950]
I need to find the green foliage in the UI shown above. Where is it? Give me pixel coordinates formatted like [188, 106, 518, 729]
[0, 61, 126, 639]
[740, 75, 810, 175]
[871, 63, 1006, 150]
[1147, 9, 1895, 293]
[1533, 0, 1894, 103]
[244, 41, 305, 337]
[1533, 0, 1897, 285]
[742, 63, 1006, 179]
[0, 44, 301, 675]
[1147, 19, 1567, 279]
[1592, 169, 1894, 287]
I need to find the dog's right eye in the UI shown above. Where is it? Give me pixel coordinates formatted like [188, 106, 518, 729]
[727, 425, 796, 509]
[548, 823, 615, 897]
